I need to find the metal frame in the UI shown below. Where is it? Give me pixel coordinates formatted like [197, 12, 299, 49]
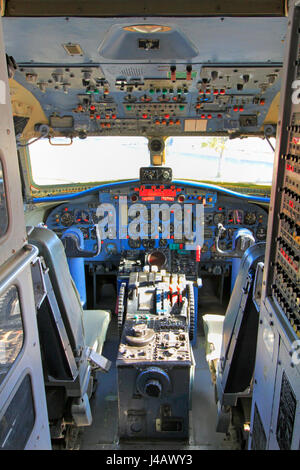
[3, 0, 287, 17]
[0, 15, 51, 449]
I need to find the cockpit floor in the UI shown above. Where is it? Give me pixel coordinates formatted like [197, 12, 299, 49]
[80, 279, 235, 450]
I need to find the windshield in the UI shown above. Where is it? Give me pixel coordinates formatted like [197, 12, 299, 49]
[29, 136, 149, 185]
[165, 136, 275, 184]
[28, 135, 275, 187]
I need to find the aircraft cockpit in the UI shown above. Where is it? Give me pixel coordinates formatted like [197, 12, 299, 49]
[0, 0, 299, 453]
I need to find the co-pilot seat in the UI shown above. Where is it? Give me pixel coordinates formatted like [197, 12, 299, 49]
[27, 226, 111, 439]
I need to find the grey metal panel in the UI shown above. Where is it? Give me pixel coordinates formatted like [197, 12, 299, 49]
[2, 17, 287, 65]
[268, 340, 300, 450]
[0, 16, 27, 267]
[249, 302, 280, 447]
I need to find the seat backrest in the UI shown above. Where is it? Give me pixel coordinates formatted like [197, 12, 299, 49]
[216, 242, 266, 402]
[28, 226, 85, 355]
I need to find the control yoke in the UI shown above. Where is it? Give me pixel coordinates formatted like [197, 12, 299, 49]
[62, 225, 101, 258]
[215, 223, 255, 258]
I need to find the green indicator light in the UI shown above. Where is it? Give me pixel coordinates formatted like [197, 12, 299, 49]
[177, 89, 182, 94]
[134, 314, 139, 320]
[179, 105, 185, 110]
[149, 89, 154, 94]
[126, 105, 132, 110]
[86, 89, 92, 94]
[162, 88, 167, 94]
[93, 89, 99, 94]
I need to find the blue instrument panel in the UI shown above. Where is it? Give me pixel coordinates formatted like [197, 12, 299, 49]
[45, 181, 268, 265]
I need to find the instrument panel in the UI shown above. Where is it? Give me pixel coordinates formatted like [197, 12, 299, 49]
[45, 181, 268, 276]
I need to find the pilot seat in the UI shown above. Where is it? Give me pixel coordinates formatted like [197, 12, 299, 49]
[27, 226, 111, 449]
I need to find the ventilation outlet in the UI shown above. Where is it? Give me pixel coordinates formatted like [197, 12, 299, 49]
[63, 43, 84, 56]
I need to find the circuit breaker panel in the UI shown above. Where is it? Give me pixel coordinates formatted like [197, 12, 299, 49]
[249, 0, 300, 450]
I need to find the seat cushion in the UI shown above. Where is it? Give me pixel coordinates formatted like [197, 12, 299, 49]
[82, 310, 111, 354]
[202, 314, 225, 362]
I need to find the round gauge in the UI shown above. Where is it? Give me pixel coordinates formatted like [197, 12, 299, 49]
[60, 211, 74, 227]
[244, 212, 257, 225]
[228, 209, 244, 225]
[105, 242, 118, 255]
[256, 226, 267, 240]
[161, 169, 171, 181]
[147, 250, 166, 269]
[142, 239, 155, 249]
[128, 238, 141, 249]
[205, 214, 213, 225]
[213, 212, 225, 225]
[75, 209, 90, 224]
[159, 238, 168, 248]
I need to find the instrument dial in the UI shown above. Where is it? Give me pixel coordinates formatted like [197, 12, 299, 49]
[228, 209, 243, 225]
[244, 212, 257, 225]
[213, 212, 225, 225]
[75, 209, 90, 224]
[60, 211, 74, 227]
[256, 226, 267, 240]
[142, 239, 155, 249]
[159, 238, 168, 248]
[128, 238, 141, 249]
[105, 242, 118, 255]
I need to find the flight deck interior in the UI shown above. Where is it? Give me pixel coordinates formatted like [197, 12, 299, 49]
[0, 0, 299, 452]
